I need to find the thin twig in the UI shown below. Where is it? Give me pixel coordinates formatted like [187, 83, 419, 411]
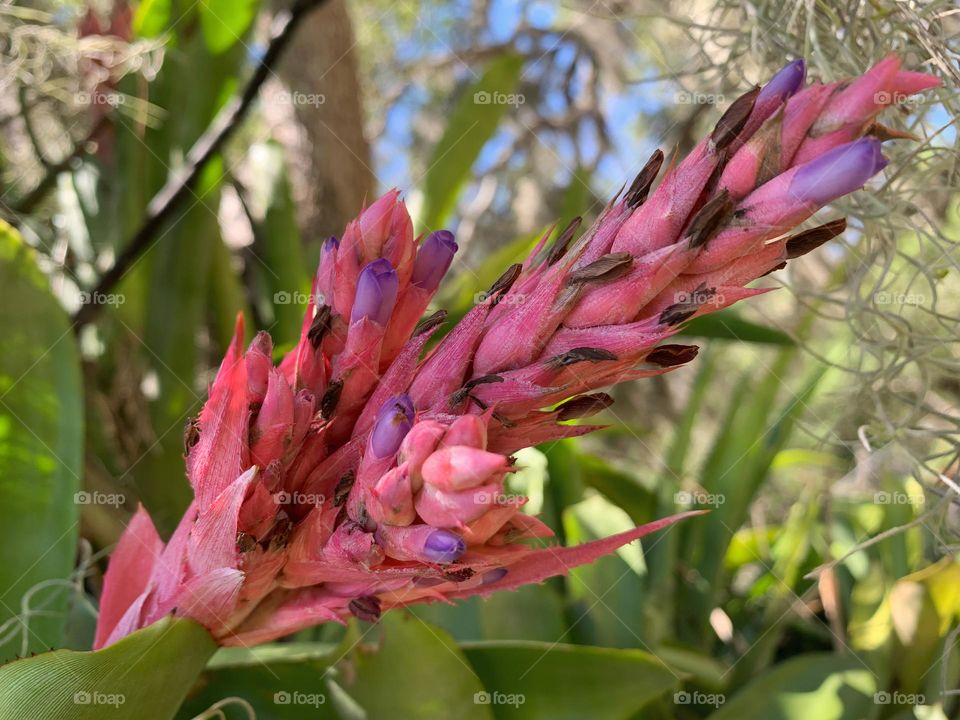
[72, 0, 330, 329]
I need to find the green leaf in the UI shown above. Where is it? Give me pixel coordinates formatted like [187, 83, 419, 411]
[0, 617, 216, 720]
[707, 654, 876, 720]
[133, 0, 173, 37]
[419, 54, 525, 230]
[462, 641, 678, 719]
[244, 141, 309, 346]
[563, 495, 648, 647]
[178, 642, 340, 719]
[340, 612, 492, 720]
[0, 222, 82, 662]
[679, 309, 794, 346]
[200, 0, 260, 54]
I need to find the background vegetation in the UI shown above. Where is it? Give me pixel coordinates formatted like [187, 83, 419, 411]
[1, 0, 959, 717]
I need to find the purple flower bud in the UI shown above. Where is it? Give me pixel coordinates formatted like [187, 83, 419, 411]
[411, 230, 458, 291]
[422, 529, 466, 563]
[481, 567, 508, 585]
[757, 59, 806, 105]
[370, 394, 415, 458]
[351, 258, 398, 325]
[788, 138, 887, 206]
[322, 236, 339, 255]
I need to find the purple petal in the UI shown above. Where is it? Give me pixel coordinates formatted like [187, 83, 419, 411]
[423, 529, 466, 563]
[757, 59, 806, 105]
[351, 258, 399, 325]
[371, 394, 415, 458]
[411, 230, 458, 291]
[788, 138, 887, 206]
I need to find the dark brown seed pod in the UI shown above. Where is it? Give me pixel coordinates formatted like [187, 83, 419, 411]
[686, 190, 734, 248]
[711, 86, 760, 150]
[785, 218, 847, 259]
[645, 344, 700, 367]
[625, 149, 665, 208]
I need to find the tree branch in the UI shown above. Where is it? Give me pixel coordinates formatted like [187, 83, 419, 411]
[73, 0, 330, 329]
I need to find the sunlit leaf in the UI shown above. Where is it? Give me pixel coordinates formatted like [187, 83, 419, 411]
[0, 222, 82, 662]
[0, 617, 216, 720]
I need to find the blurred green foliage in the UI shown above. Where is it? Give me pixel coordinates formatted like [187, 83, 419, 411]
[0, 0, 958, 718]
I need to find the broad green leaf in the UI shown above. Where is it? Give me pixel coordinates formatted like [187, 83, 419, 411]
[133, 0, 173, 37]
[679, 355, 826, 641]
[575, 451, 656, 525]
[0, 222, 82, 661]
[419, 54, 525, 230]
[244, 141, 309, 346]
[130, 31, 247, 534]
[0, 617, 216, 720]
[341, 612, 492, 720]
[708, 654, 876, 720]
[462, 641, 678, 719]
[563, 496, 647, 647]
[200, 0, 260, 54]
[178, 642, 340, 719]
[643, 344, 716, 643]
[679, 309, 794, 346]
[208, 236, 252, 349]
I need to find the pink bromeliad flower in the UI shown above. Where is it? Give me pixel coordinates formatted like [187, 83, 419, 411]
[94, 55, 938, 649]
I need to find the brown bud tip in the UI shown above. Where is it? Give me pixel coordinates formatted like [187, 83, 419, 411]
[349, 595, 382, 623]
[547, 216, 583, 265]
[547, 347, 618, 368]
[320, 379, 344, 419]
[658, 285, 717, 326]
[646, 344, 699, 367]
[183, 416, 200, 455]
[865, 121, 918, 142]
[450, 375, 503, 406]
[333, 470, 355, 507]
[415, 309, 447, 336]
[556, 392, 614, 421]
[685, 189, 734, 248]
[785, 218, 847, 259]
[568, 252, 633, 284]
[488, 263, 522, 300]
[711, 86, 760, 150]
[625, 149, 665, 208]
[307, 305, 334, 349]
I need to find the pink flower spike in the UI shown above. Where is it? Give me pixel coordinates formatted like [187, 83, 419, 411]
[93, 505, 162, 649]
[186, 313, 251, 510]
